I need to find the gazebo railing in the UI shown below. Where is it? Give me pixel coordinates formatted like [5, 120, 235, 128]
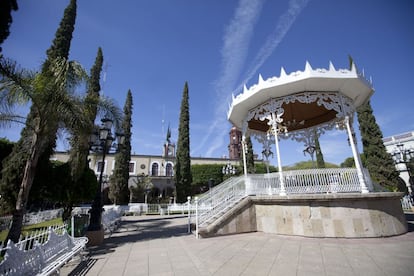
[247, 168, 366, 195]
[196, 176, 246, 227]
[195, 168, 371, 230]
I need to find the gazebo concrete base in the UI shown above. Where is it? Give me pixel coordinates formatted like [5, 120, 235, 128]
[198, 192, 407, 238]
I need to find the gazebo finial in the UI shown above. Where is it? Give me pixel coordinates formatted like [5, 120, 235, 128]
[243, 84, 248, 94]
[280, 67, 287, 78]
[329, 61, 336, 71]
[305, 61, 313, 72]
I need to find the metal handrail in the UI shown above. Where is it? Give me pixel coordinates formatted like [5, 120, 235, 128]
[196, 176, 246, 227]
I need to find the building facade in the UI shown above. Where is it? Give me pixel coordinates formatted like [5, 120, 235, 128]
[383, 130, 414, 194]
[51, 129, 244, 203]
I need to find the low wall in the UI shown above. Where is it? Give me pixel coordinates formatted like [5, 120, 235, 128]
[198, 192, 407, 238]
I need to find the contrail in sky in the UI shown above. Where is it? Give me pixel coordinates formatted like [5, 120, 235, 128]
[193, 0, 264, 157]
[195, 0, 309, 157]
[238, 0, 310, 90]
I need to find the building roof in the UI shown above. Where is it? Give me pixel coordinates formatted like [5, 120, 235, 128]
[227, 61, 374, 132]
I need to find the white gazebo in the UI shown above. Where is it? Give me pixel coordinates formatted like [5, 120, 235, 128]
[194, 61, 407, 239]
[228, 61, 373, 195]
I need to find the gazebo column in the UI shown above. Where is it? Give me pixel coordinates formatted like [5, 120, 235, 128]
[241, 135, 248, 177]
[241, 134, 253, 195]
[268, 111, 287, 196]
[344, 116, 369, 193]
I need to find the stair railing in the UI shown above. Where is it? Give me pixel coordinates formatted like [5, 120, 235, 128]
[196, 176, 246, 228]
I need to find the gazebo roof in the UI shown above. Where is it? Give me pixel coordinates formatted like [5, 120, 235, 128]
[227, 61, 374, 132]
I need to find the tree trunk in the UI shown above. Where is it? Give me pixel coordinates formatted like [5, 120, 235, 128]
[5, 131, 43, 243]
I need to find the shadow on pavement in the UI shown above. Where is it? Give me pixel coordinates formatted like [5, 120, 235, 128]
[90, 216, 189, 256]
[68, 216, 190, 275]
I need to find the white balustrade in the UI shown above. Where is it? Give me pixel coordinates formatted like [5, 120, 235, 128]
[195, 168, 372, 230]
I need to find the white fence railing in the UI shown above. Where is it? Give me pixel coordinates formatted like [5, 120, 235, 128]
[247, 168, 366, 195]
[196, 176, 246, 228]
[194, 168, 374, 233]
[0, 224, 67, 256]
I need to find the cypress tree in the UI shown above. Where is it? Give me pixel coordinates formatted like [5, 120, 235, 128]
[42, 0, 77, 73]
[109, 89, 133, 204]
[349, 56, 400, 191]
[174, 82, 192, 202]
[356, 101, 400, 190]
[69, 47, 102, 179]
[65, 47, 103, 220]
[2, 0, 78, 243]
[245, 136, 255, 173]
[314, 134, 325, 168]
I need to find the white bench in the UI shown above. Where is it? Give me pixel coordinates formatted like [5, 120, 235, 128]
[102, 206, 122, 233]
[0, 229, 88, 276]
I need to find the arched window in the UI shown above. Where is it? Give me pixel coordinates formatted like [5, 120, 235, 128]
[166, 163, 173, 176]
[151, 163, 159, 176]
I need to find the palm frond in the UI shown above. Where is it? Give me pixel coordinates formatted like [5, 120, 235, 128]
[0, 57, 35, 112]
[95, 95, 124, 131]
[48, 57, 87, 94]
[0, 113, 27, 128]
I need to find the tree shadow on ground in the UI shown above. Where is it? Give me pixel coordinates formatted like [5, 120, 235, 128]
[68, 216, 190, 275]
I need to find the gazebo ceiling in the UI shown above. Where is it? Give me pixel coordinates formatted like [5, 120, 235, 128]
[228, 61, 374, 133]
[248, 100, 338, 133]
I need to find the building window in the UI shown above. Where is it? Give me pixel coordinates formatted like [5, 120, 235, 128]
[129, 162, 136, 174]
[151, 163, 159, 176]
[166, 163, 173, 176]
[97, 161, 105, 173]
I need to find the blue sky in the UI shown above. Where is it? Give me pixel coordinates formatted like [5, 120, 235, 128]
[1, 0, 414, 166]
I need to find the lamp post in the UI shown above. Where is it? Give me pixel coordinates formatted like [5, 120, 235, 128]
[391, 143, 414, 195]
[222, 161, 236, 175]
[87, 118, 124, 245]
[303, 145, 316, 168]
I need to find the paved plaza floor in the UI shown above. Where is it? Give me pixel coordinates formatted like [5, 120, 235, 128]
[63, 213, 414, 276]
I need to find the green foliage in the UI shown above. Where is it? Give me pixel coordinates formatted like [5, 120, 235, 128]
[175, 82, 192, 202]
[29, 160, 97, 209]
[314, 134, 325, 168]
[0, 0, 18, 47]
[340, 154, 367, 168]
[129, 174, 153, 203]
[284, 161, 339, 171]
[42, 0, 77, 73]
[0, 138, 13, 172]
[254, 162, 278, 174]
[245, 136, 255, 173]
[68, 47, 103, 197]
[191, 164, 224, 194]
[356, 101, 400, 191]
[0, 0, 80, 243]
[109, 89, 133, 204]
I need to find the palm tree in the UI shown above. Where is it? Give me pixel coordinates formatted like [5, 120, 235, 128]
[0, 56, 88, 243]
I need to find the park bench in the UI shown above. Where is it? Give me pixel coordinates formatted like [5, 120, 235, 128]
[0, 228, 88, 276]
[102, 206, 122, 234]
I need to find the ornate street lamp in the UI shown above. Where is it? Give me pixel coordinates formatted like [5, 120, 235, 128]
[86, 117, 124, 244]
[262, 148, 273, 174]
[222, 161, 236, 175]
[303, 145, 316, 168]
[391, 143, 414, 195]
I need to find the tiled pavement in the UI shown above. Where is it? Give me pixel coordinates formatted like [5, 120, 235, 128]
[63, 213, 414, 276]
